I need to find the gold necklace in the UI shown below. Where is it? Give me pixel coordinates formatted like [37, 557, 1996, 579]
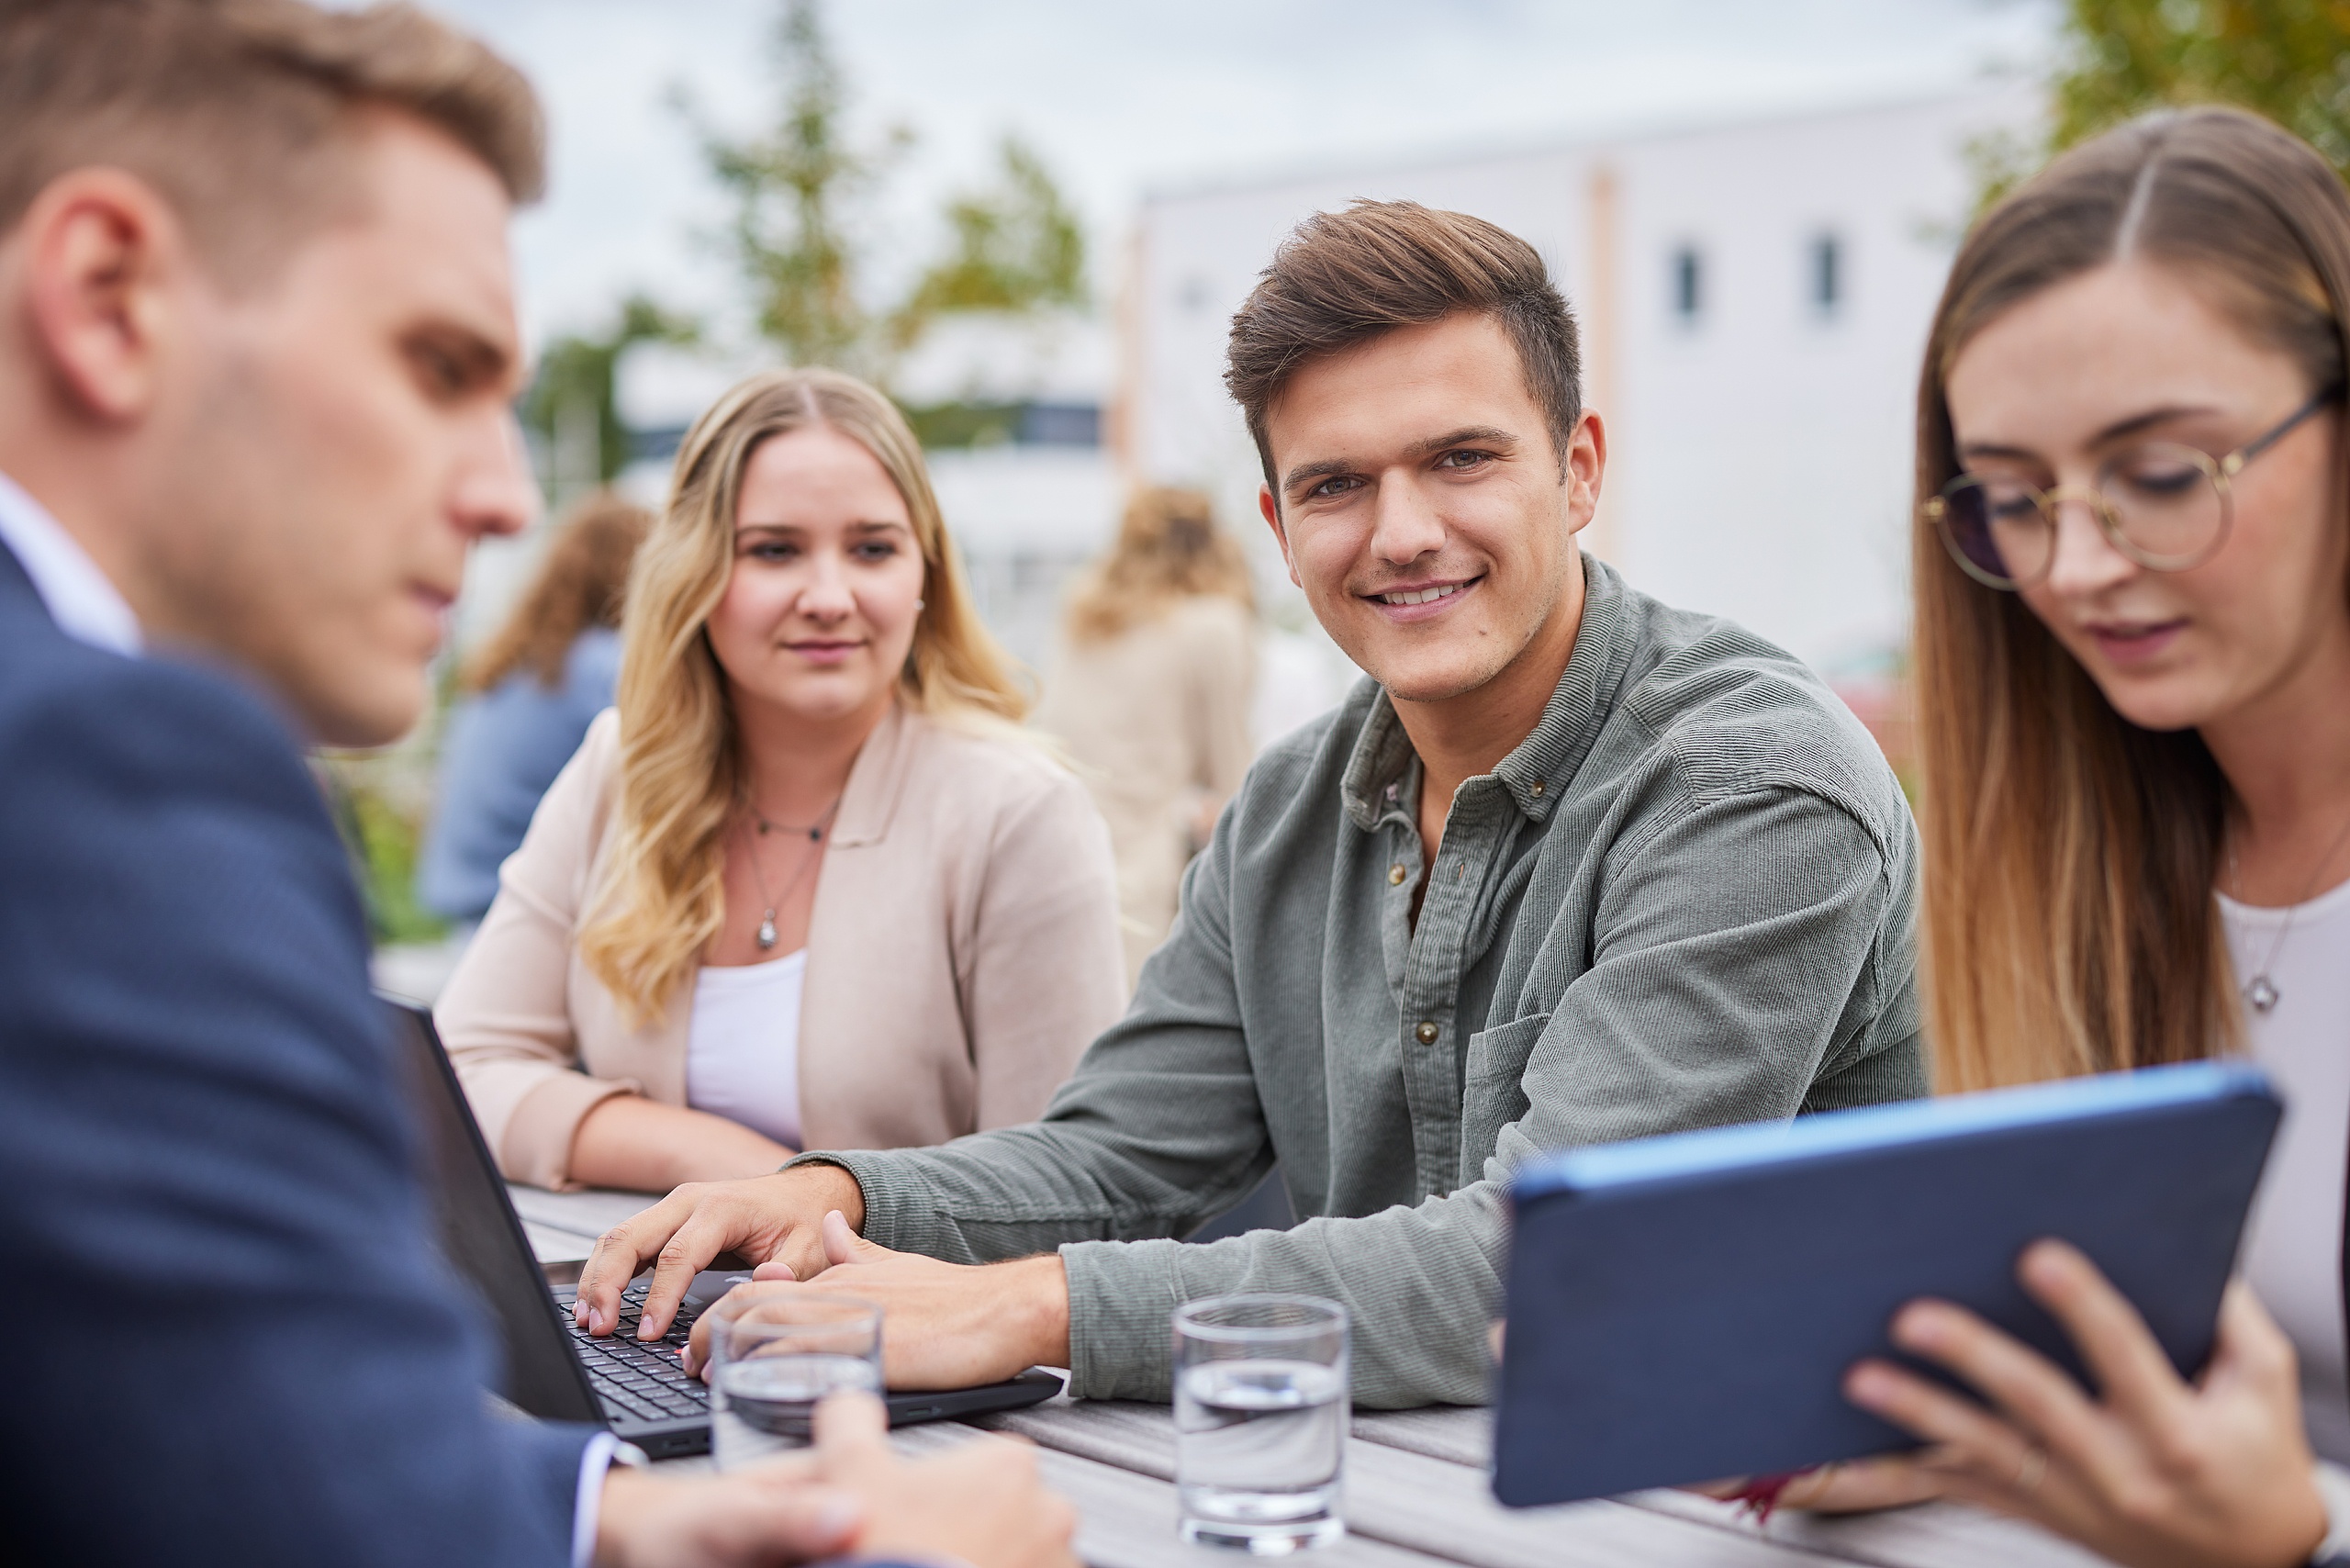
[2227, 808, 2350, 1014]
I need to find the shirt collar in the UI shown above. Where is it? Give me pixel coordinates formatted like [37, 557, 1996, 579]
[0, 470, 142, 656]
[1340, 553, 1633, 833]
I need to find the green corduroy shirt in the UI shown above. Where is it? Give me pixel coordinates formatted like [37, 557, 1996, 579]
[795, 555, 1925, 1408]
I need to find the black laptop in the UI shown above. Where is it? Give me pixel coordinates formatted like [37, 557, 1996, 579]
[384, 999, 1061, 1458]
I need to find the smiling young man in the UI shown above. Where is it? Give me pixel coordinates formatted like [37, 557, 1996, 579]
[581, 200, 1926, 1407]
[0, 4, 1075, 1565]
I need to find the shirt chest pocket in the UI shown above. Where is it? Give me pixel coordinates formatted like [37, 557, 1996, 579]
[1460, 1011, 1551, 1171]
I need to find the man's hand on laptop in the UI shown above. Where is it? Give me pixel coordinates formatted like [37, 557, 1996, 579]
[594, 1389, 1079, 1568]
[684, 1211, 1071, 1390]
[576, 1165, 867, 1339]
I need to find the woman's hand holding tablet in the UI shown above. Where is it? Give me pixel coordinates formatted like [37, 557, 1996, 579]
[1840, 1239, 2326, 1568]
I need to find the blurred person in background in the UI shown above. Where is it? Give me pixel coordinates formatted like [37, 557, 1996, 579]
[1767, 109, 2350, 1568]
[436, 367, 1125, 1194]
[0, 2, 1076, 1564]
[418, 489, 646, 931]
[1034, 485, 1256, 986]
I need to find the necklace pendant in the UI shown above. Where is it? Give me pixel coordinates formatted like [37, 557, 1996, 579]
[2245, 974, 2281, 1014]
[756, 912, 778, 952]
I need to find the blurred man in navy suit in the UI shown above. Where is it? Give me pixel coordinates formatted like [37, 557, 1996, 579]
[0, 3, 1076, 1565]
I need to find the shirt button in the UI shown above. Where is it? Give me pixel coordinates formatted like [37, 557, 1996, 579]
[1531, 779, 1546, 795]
[1388, 864, 1406, 886]
[1416, 1021, 1439, 1045]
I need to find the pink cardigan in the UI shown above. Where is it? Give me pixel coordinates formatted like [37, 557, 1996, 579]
[435, 704, 1128, 1189]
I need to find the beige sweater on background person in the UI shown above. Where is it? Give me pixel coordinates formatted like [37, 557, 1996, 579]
[1033, 594, 1257, 986]
[435, 704, 1128, 1190]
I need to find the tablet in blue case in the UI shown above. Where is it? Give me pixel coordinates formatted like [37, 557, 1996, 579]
[1493, 1062, 2282, 1507]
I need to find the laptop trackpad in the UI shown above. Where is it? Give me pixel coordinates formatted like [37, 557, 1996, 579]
[682, 1269, 755, 1315]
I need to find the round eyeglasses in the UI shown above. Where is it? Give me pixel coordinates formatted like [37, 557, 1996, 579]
[1925, 385, 2343, 590]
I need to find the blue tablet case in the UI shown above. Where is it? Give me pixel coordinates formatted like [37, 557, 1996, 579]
[1493, 1062, 2282, 1507]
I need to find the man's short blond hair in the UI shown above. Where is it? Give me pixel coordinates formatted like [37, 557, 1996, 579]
[0, 0, 543, 280]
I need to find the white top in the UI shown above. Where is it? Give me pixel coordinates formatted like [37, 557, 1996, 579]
[0, 468, 141, 655]
[684, 950, 806, 1149]
[2225, 876, 2350, 1465]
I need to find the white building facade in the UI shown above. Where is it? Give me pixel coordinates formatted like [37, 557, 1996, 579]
[1123, 90, 2037, 681]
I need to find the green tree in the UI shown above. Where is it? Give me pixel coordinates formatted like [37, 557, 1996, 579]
[521, 293, 699, 492]
[2052, 0, 2350, 171]
[687, 0, 1088, 383]
[890, 138, 1089, 351]
[686, 0, 901, 374]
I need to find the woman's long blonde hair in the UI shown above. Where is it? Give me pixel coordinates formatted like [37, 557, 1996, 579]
[1063, 486, 1254, 644]
[1916, 107, 2350, 1092]
[461, 490, 647, 693]
[578, 367, 1027, 1020]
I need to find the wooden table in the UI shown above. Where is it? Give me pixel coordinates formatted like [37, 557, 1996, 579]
[510, 1185, 2107, 1568]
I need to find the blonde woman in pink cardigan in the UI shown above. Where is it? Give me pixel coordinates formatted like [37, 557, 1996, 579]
[436, 369, 1126, 1193]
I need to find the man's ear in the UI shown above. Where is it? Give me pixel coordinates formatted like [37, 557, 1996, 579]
[1258, 483, 1304, 588]
[16, 169, 188, 424]
[1562, 409, 1606, 537]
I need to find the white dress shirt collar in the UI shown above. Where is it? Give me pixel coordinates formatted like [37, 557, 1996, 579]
[0, 468, 142, 656]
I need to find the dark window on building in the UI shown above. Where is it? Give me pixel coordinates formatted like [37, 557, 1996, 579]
[1811, 233, 1842, 315]
[1672, 245, 1702, 321]
[1017, 402, 1102, 447]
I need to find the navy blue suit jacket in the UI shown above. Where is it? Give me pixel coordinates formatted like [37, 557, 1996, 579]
[0, 542, 595, 1563]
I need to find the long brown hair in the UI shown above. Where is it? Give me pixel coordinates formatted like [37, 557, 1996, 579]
[577, 367, 1027, 1020]
[1064, 486, 1254, 644]
[1917, 106, 2350, 1092]
[462, 490, 647, 693]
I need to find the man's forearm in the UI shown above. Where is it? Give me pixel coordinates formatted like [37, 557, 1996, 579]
[1059, 1183, 1508, 1406]
[997, 1253, 1072, 1372]
[789, 1126, 1225, 1266]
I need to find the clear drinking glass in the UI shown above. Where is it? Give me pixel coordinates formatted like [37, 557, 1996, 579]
[707, 1294, 883, 1471]
[1172, 1294, 1349, 1552]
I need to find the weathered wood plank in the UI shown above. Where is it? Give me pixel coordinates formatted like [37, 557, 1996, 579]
[1348, 1401, 2109, 1568]
[657, 1419, 1443, 1568]
[506, 1182, 661, 1241]
[977, 1398, 1844, 1568]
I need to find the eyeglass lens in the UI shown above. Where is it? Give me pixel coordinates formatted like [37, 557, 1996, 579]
[1938, 442, 2225, 587]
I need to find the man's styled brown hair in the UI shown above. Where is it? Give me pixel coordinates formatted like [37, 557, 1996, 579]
[0, 0, 543, 280]
[1223, 199, 1583, 494]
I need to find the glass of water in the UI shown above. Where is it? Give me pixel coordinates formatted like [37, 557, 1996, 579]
[706, 1293, 883, 1471]
[1173, 1294, 1349, 1552]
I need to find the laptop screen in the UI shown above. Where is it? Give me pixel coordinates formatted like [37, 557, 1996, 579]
[381, 999, 605, 1425]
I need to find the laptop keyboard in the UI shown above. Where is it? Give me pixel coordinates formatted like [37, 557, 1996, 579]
[556, 1281, 711, 1426]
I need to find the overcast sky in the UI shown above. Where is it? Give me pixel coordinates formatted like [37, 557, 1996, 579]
[429, 0, 2061, 350]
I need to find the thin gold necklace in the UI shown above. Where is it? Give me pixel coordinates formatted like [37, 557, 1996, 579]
[2227, 808, 2350, 1014]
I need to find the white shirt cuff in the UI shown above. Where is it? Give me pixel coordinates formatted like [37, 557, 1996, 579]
[574, 1432, 648, 1568]
[2313, 1460, 2350, 1562]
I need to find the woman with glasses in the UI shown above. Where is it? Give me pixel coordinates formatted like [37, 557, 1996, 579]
[1790, 108, 2350, 1564]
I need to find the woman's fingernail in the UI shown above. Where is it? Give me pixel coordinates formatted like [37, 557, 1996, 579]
[1894, 1305, 1944, 1350]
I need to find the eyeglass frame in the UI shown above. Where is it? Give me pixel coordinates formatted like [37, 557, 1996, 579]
[1924, 381, 2346, 591]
